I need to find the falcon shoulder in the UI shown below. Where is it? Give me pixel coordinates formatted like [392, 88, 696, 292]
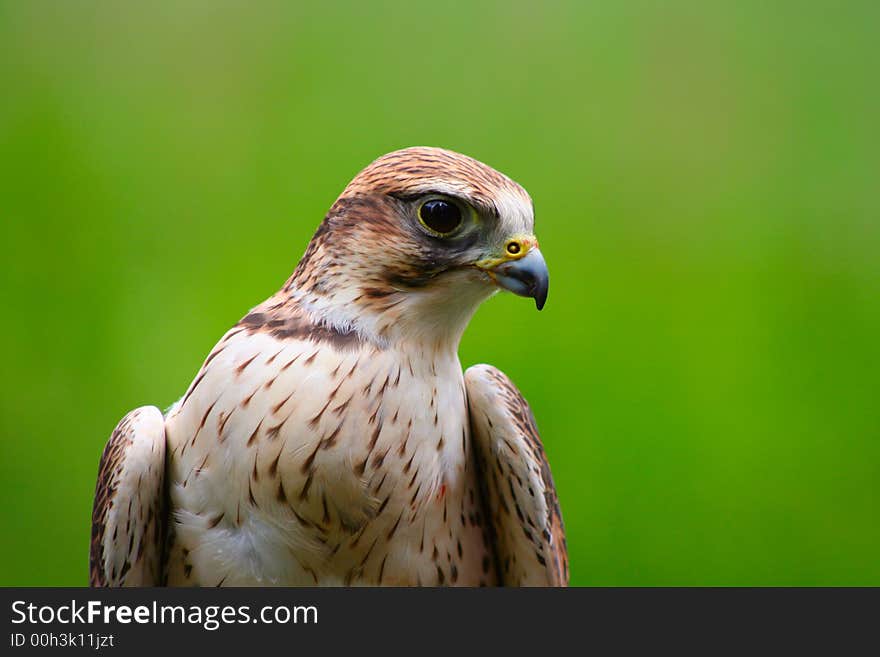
[465, 364, 569, 586]
[90, 406, 167, 586]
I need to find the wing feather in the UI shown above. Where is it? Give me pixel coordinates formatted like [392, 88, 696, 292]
[90, 406, 167, 586]
[465, 364, 568, 586]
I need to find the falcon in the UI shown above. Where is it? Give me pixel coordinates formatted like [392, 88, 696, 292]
[90, 147, 568, 586]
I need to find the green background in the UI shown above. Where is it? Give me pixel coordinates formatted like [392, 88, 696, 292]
[1, 1, 878, 586]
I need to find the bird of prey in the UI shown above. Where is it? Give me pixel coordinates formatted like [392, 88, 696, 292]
[90, 147, 568, 587]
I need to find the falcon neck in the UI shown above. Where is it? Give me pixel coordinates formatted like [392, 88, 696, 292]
[276, 283, 492, 357]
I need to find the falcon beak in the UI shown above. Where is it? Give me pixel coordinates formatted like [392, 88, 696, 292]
[485, 247, 550, 311]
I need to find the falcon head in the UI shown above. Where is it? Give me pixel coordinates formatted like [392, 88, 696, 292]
[288, 147, 548, 347]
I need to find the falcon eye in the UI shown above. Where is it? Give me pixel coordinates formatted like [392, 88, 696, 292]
[418, 199, 463, 236]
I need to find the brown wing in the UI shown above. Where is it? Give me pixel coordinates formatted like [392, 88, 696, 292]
[90, 406, 167, 586]
[465, 364, 569, 586]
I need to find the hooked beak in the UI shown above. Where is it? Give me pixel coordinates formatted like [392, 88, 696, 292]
[487, 248, 549, 310]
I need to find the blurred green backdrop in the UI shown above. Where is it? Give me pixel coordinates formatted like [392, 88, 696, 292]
[1, 1, 878, 586]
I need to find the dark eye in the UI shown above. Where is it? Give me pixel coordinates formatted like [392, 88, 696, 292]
[418, 199, 463, 235]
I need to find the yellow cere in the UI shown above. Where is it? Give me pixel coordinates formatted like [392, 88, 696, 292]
[475, 234, 538, 270]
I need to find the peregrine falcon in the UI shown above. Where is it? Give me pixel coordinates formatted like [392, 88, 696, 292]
[90, 147, 568, 586]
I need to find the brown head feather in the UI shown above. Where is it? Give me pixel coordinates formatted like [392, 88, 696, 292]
[245, 147, 537, 349]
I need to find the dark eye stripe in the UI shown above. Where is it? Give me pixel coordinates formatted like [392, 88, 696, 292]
[419, 199, 462, 235]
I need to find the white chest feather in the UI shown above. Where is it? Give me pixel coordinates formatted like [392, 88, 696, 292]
[164, 329, 493, 586]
